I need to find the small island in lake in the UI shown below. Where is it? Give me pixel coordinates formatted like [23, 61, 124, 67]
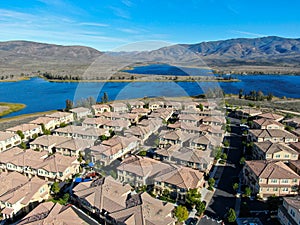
[0, 102, 26, 117]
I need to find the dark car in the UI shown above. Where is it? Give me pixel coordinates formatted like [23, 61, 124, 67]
[186, 217, 199, 225]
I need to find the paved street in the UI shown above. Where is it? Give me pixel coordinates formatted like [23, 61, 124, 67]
[204, 119, 243, 220]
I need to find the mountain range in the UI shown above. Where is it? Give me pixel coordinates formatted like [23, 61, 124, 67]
[0, 36, 300, 78]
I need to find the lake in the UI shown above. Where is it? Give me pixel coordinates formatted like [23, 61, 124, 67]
[123, 64, 213, 76]
[0, 74, 300, 118]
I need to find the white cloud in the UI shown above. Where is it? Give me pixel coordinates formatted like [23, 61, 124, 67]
[231, 30, 267, 37]
[79, 22, 109, 27]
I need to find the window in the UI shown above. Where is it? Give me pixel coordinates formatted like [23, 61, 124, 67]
[275, 154, 280, 158]
[273, 188, 278, 191]
[284, 154, 289, 158]
[290, 209, 295, 217]
[281, 179, 288, 183]
[270, 179, 278, 183]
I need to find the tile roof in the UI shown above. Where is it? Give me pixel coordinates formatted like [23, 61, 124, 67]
[109, 192, 175, 225]
[154, 165, 204, 189]
[73, 176, 131, 213]
[6, 123, 40, 132]
[255, 141, 299, 155]
[246, 160, 300, 179]
[17, 202, 100, 225]
[0, 131, 18, 141]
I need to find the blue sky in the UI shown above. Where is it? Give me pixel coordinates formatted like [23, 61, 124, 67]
[0, 0, 299, 51]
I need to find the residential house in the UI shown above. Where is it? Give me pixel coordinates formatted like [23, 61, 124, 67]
[159, 129, 191, 147]
[253, 141, 299, 161]
[234, 108, 262, 119]
[182, 101, 198, 110]
[289, 142, 300, 154]
[153, 165, 204, 202]
[180, 108, 201, 115]
[154, 144, 213, 172]
[252, 118, 285, 130]
[165, 101, 182, 110]
[107, 192, 175, 225]
[116, 155, 171, 187]
[248, 129, 298, 143]
[87, 135, 140, 166]
[127, 100, 145, 109]
[30, 135, 94, 156]
[124, 126, 152, 144]
[46, 111, 74, 124]
[198, 101, 217, 110]
[110, 102, 128, 112]
[72, 176, 131, 220]
[6, 124, 42, 141]
[243, 160, 300, 198]
[284, 117, 300, 129]
[120, 113, 140, 124]
[149, 108, 173, 121]
[149, 101, 164, 111]
[82, 117, 109, 128]
[258, 112, 284, 122]
[29, 116, 59, 130]
[17, 202, 100, 225]
[168, 122, 201, 135]
[131, 107, 150, 117]
[103, 119, 130, 132]
[0, 172, 50, 220]
[291, 128, 300, 138]
[73, 176, 175, 225]
[278, 196, 300, 225]
[70, 107, 92, 120]
[199, 124, 224, 138]
[178, 114, 202, 125]
[92, 104, 111, 115]
[53, 125, 110, 140]
[0, 147, 80, 181]
[201, 116, 224, 126]
[137, 118, 161, 134]
[288, 160, 300, 176]
[0, 131, 21, 152]
[190, 134, 220, 150]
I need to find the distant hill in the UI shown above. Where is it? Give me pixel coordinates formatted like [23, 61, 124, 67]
[151, 36, 300, 74]
[1, 36, 300, 79]
[0, 41, 102, 78]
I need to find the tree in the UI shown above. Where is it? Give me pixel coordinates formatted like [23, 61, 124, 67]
[186, 188, 201, 206]
[65, 99, 73, 112]
[221, 153, 228, 160]
[227, 208, 236, 223]
[208, 178, 215, 189]
[195, 201, 206, 215]
[238, 89, 243, 99]
[244, 186, 251, 197]
[212, 147, 222, 160]
[239, 157, 246, 165]
[233, 183, 239, 192]
[267, 92, 274, 101]
[51, 182, 60, 195]
[198, 103, 204, 111]
[41, 123, 51, 135]
[223, 139, 230, 148]
[20, 142, 27, 149]
[101, 92, 109, 103]
[174, 205, 189, 222]
[16, 130, 24, 139]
